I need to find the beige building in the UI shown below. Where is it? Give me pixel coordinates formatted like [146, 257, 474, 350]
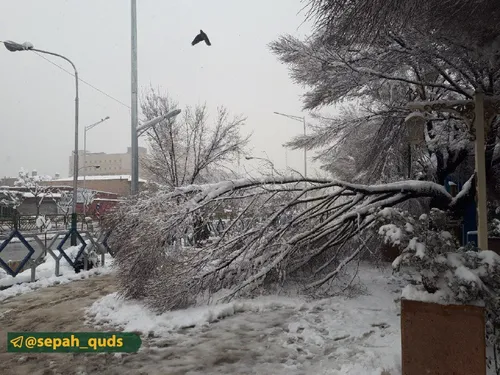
[69, 147, 149, 178]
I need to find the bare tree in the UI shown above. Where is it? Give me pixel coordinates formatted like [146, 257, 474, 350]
[51, 189, 73, 228]
[81, 189, 96, 216]
[141, 88, 250, 188]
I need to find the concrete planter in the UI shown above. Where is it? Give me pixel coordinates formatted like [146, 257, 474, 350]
[401, 299, 486, 375]
[488, 237, 500, 255]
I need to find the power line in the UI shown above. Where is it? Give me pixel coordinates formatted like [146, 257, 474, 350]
[32, 50, 131, 110]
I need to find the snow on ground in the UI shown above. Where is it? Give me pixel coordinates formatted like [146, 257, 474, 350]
[0, 245, 113, 302]
[86, 262, 403, 375]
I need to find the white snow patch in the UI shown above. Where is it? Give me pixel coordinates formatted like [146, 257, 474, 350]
[87, 293, 304, 336]
[379, 207, 395, 218]
[53, 174, 147, 183]
[477, 250, 500, 267]
[86, 263, 402, 374]
[414, 242, 426, 259]
[404, 223, 414, 233]
[455, 266, 481, 284]
[401, 284, 450, 304]
[0, 246, 114, 301]
[418, 214, 428, 221]
[440, 231, 453, 240]
[378, 224, 402, 245]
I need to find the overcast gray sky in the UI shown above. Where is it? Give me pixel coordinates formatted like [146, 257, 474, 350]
[0, 0, 321, 179]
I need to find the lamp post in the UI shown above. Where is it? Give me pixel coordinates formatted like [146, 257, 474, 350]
[129, 1, 180, 193]
[131, 0, 139, 195]
[84, 116, 110, 192]
[406, 92, 500, 250]
[3, 40, 80, 245]
[273, 111, 308, 177]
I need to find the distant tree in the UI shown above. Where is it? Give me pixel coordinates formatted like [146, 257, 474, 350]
[53, 189, 73, 221]
[14, 169, 54, 217]
[140, 88, 250, 188]
[81, 189, 96, 217]
[0, 189, 23, 211]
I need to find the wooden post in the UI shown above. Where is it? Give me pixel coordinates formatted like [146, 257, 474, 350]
[474, 92, 489, 250]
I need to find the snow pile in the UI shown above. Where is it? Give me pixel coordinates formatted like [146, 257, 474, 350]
[378, 224, 402, 245]
[86, 263, 402, 374]
[0, 245, 114, 301]
[87, 293, 306, 337]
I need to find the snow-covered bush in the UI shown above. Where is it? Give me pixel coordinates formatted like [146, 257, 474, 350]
[489, 218, 500, 237]
[373, 207, 500, 372]
[374, 207, 500, 303]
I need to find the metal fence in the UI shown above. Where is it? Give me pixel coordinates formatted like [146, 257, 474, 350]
[0, 213, 100, 234]
[0, 214, 112, 284]
[0, 215, 280, 286]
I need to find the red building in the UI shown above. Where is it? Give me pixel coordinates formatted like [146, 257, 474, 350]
[75, 190, 121, 218]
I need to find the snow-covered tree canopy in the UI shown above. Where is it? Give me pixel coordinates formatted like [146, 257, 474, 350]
[0, 190, 23, 209]
[270, 2, 500, 191]
[14, 170, 55, 216]
[306, 0, 500, 51]
[106, 176, 473, 312]
[141, 88, 250, 188]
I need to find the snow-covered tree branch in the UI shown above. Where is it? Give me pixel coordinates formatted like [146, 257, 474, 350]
[106, 175, 473, 312]
[269, 9, 500, 195]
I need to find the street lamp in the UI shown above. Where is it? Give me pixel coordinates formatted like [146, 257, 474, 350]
[128, 109, 181, 192]
[405, 92, 500, 251]
[404, 112, 426, 178]
[3, 39, 80, 245]
[273, 111, 308, 177]
[84, 116, 110, 192]
[245, 155, 275, 178]
[136, 109, 182, 137]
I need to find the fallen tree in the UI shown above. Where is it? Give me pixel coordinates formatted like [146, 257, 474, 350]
[106, 174, 475, 312]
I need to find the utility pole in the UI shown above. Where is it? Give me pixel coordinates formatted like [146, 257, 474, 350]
[303, 116, 307, 177]
[130, 0, 139, 194]
[273, 111, 308, 177]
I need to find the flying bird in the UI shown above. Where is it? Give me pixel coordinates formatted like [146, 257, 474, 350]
[191, 30, 211, 46]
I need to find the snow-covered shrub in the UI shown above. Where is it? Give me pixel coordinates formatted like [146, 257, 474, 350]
[489, 218, 500, 237]
[373, 207, 500, 373]
[374, 207, 500, 303]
